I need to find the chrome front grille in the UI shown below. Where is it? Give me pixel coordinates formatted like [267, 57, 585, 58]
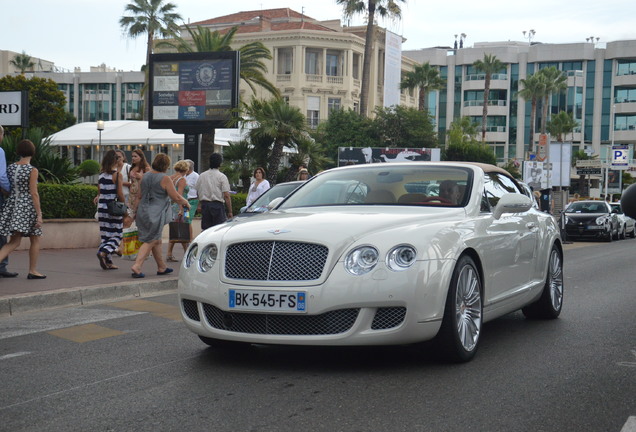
[371, 307, 406, 330]
[225, 241, 329, 281]
[202, 303, 359, 335]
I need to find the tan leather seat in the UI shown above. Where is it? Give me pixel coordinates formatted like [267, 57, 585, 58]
[365, 190, 396, 204]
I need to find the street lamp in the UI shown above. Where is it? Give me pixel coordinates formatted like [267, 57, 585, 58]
[96, 120, 104, 160]
[586, 36, 600, 44]
[522, 29, 536, 44]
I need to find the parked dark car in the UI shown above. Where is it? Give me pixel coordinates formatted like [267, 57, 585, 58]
[564, 200, 619, 241]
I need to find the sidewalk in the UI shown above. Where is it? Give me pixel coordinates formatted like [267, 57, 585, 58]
[0, 244, 184, 317]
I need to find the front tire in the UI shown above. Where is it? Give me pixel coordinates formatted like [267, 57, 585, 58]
[522, 245, 563, 319]
[435, 255, 483, 362]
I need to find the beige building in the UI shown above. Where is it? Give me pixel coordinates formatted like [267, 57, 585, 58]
[158, 8, 418, 125]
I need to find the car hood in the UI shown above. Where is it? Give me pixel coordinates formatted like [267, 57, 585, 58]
[565, 212, 609, 219]
[198, 206, 467, 253]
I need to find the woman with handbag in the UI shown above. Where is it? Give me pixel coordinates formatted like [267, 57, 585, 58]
[131, 154, 190, 278]
[94, 149, 125, 270]
[166, 160, 190, 262]
[0, 139, 46, 279]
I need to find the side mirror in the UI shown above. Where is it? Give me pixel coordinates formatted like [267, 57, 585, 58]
[267, 197, 285, 210]
[493, 193, 533, 220]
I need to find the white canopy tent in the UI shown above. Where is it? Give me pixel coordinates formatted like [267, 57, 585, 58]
[48, 120, 244, 147]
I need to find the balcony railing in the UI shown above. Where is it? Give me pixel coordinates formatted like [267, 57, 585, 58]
[327, 76, 343, 85]
[465, 73, 508, 81]
[306, 74, 322, 83]
[463, 100, 508, 107]
[277, 74, 292, 82]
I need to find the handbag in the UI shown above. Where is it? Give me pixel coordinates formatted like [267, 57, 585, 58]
[106, 171, 128, 216]
[169, 215, 191, 243]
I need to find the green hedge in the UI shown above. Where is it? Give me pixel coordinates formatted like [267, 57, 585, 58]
[39, 183, 98, 219]
[38, 184, 248, 219]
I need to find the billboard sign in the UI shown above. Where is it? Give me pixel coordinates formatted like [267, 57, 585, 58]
[148, 52, 239, 133]
[0, 91, 28, 127]
[338, 147, 441, 166]
[611, 144, 629, 169]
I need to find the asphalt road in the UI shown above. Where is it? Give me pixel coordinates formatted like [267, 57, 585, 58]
[0, 240, 635, 432]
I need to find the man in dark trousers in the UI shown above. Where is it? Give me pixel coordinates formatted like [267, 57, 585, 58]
[195, 153, 233, 230]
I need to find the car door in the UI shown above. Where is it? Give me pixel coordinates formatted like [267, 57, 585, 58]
[481, 172, 538, 304]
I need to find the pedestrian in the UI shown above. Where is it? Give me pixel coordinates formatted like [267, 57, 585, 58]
[297, 168, 310, 181]
[127, 148, 150, 218]
[95, 149, 125, 270]
[0, 125, 18, 278]
[195, 153, 233, 230]
[131, 154, 190, 278]
[246, 167, 270, 207]
[166, 160, 190, 262]
[184, 159, 199, 241]
[114, 149, 133, 230]
[0, 139, 45, 279]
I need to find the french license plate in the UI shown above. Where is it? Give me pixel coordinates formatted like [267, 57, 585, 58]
[229, 289, 306, 313]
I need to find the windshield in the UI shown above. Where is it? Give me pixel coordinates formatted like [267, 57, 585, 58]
[566, 202, 608, 213]
[280, 165, 472, 209]
[246, 182, 303, 213]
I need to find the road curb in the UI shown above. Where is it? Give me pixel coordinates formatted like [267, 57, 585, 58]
[0, 278, 177, 317]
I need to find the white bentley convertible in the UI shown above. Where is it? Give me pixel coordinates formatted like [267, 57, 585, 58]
[178, 162, 564, 362]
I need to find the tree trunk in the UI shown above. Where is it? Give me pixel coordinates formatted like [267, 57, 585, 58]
[418, 88, 426, 111]
[481, 76, 490, 142]
[267, 137, 285, 184]
[359, 1, 376, 117]
[528, 100, 537, 154]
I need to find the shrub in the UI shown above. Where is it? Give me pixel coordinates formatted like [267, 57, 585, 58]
[78, 160, 100, 178]
[39, 184, 97, 219]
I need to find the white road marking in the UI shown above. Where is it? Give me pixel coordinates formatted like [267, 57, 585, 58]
[0, 308, 146, 339]
[0, 351, 31, 361]
[621, 416, 636, 432]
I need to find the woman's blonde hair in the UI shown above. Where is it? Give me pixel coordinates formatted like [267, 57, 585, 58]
[174, 160, 189, 173]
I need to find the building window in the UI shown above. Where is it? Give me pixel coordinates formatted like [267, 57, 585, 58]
[326, 50, 342, 76]
[305, 49, 321, 75]
[307, 96, 320, 129]
[328, 98, 341, 115]
[353, 53, 361, 80]
[277, 48, 293, 74]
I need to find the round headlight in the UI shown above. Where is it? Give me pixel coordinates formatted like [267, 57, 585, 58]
[344, 246, 379, 275]
[198, 244, 218, 272]
[595, 216, 607, 225]
[184, 243, 198, 268]
[386, 245, 417, 271]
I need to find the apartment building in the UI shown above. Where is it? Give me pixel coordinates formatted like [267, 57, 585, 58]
[166, 7, 418, 125]
[404, 39, 636, 162]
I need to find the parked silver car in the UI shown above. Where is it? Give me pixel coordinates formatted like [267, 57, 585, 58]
[609, 202, 636, 239]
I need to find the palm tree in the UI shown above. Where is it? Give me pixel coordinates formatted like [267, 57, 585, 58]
[519, 72, 546, 154]
[547, 111, 578, 143]
[538, 66, 567, 134]
[336, 0, 406, 117]
[119, 0, 182, 120]
[399, 62, 445, 111]
[241, 98, 307, 184]
[10, 51, 34, 75]
[472, 54, 505, 142]
[157, 24, 279, 169]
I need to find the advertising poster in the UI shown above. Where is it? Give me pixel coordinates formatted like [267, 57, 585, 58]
[338, 147, 441, 166]
[149, 52, 239, 131]
[523, 161, 551, 191]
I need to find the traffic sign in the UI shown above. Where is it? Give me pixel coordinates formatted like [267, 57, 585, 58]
[576, 160, 602, 168]
[611, 145, 629, 169]
[576, 168, 602, 175]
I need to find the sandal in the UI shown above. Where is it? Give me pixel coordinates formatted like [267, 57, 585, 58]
[166, 255, 178, 262]
[106, 263, 119, 270]
[97, 252, 108, 270]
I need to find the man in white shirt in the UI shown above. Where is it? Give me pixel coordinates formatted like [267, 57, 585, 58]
[184, 159, 199, 222]
[195, 153, 233, 230]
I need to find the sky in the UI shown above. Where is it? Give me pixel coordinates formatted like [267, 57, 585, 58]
[2, 0, 635, 72]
